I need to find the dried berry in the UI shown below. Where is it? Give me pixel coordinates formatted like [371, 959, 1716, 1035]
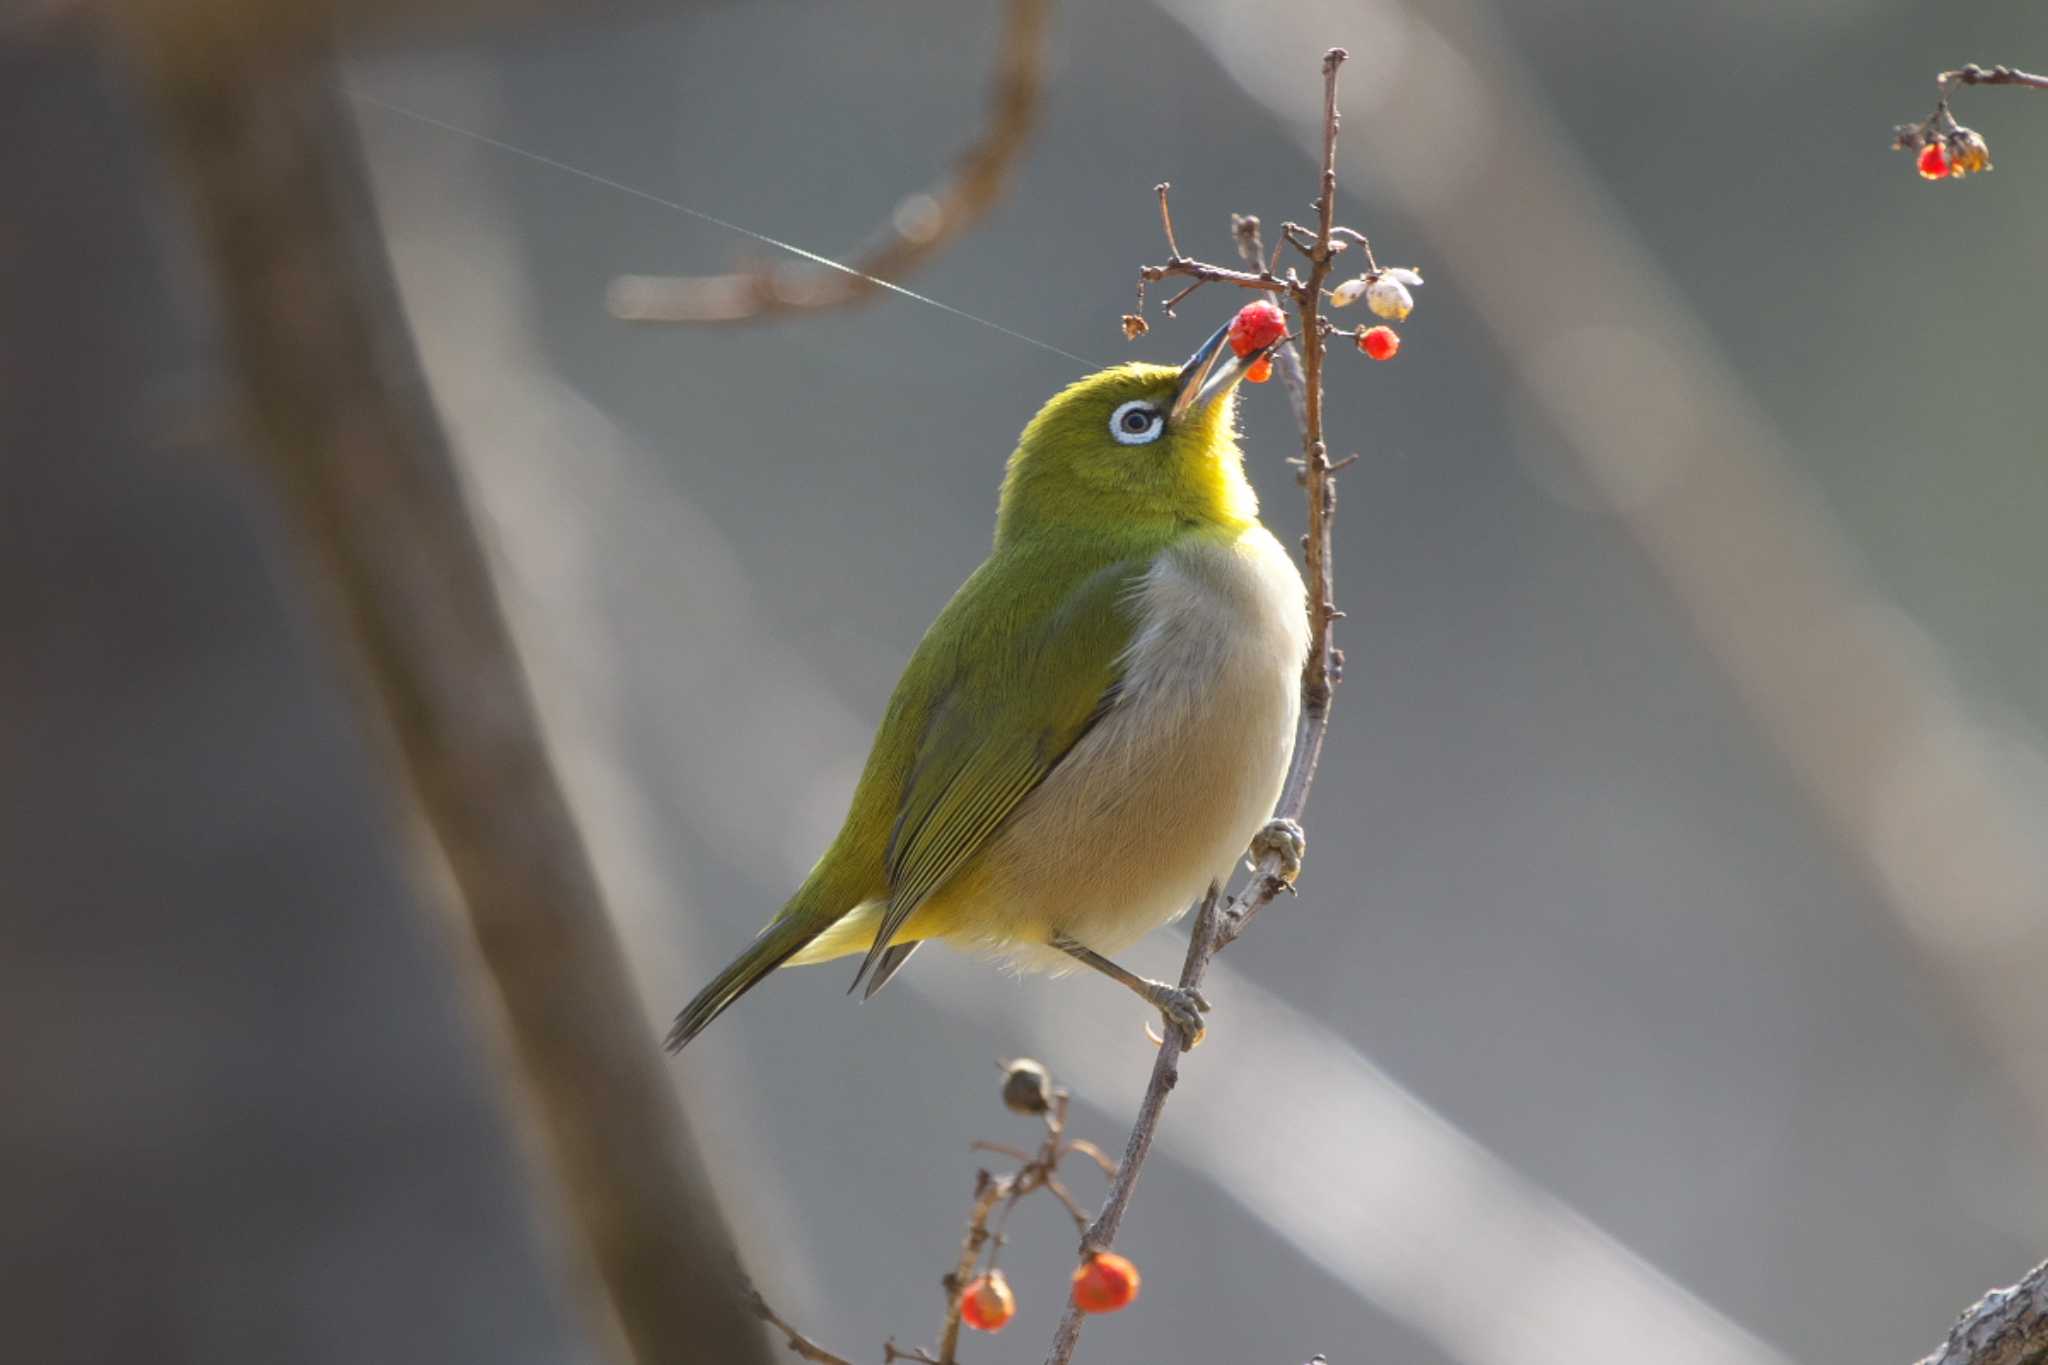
[1358, 325, 1400, 361]
[1227, 300, 1288, 358]
[960, 1270, 1016, 1332]
[1949, 127, 1992, 176]
[1121, 313, 1149, 340]
[1000, 1058, 1053, 1115]
[1071, 1252, 1141, 1315]
[1329, 277, 1369, 308]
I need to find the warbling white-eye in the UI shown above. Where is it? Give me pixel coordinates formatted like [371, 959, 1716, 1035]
[667, 317, 1305, 1050]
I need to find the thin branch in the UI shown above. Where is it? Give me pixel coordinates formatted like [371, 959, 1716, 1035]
[750, 1287, 858, 1365]
[1160, 277, 1206, 315]
[1940, 63, 2048, 94]
[1155, 181, 1183, 259]
[1914, 1259, 2048, 1365]
[1137, 256, 1297, 297]
[1062, 1137, 1118, 1177]
[1046, 57, 1354, 1365]
[609, 0, 1050, 323]
[935, 1171, 1013, 1365]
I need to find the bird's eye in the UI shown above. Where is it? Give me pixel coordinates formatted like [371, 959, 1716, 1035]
[1109, 400, 1165, 446]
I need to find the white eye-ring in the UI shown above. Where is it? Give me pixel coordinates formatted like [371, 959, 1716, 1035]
[1109, 400, 1165, 446]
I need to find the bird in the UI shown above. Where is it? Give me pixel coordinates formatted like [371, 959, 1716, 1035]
[666, 315, 1307, 1052]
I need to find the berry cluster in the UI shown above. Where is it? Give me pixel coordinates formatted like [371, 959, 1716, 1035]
[1330, 266, 1422, 362]
[1896, 108, 1993, 182]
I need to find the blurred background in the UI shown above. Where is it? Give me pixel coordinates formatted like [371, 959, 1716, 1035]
[8, 1, 2048, 1362]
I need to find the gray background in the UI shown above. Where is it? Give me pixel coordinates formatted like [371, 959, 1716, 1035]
[8, 1, 2048, 1362]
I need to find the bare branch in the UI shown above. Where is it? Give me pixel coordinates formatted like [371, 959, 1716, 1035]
[1155, 181, 1183, 259]
[609, 0, 1049, 323]
[1915, 1259, 2048, 1365]
[1138, 257, 1298, 298]
[934, 1171, 1013, 1365]
[1047, 57, 1357, 1365]
[1940, 63, 2048, 94]
[1062, 1137, 1118, 1178]
[749, 1286, 858, 1365]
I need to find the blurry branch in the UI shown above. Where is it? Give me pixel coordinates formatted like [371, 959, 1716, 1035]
[115, 24, 770, 1365]
[1915, 1259, 2048, 1365]
[748, 1285, 857, 1365]
[607, 0, 1050, 323]
[1893, 64, 2044, 180]
[1046, 47, 1365, 1365]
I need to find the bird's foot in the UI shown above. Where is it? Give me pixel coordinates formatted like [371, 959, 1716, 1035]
[1248, 817, 1307, 885]
[1139, 980, 1211, 1049]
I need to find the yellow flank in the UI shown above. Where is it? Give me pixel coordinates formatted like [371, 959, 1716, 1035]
[667, 349, 1306, 1051]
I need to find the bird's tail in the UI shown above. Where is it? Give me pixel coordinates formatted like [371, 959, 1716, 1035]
[664, 914, 823, 1052]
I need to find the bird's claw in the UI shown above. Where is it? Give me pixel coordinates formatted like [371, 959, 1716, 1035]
[1143, 982, 1211, 1049]
[1249, 818, 1307, 885]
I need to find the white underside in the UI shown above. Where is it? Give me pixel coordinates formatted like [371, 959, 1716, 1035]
[950, 527, 1307, 971]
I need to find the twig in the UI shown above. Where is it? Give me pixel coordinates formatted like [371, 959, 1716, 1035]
[1045, 50, 1355, 1365]
[1940, 63, 2048, 94]
[1062, 1137, 1118, 1177]
[1139, 257, 1296, 297]
[609, 0, 1049, 322]
[935, 1170, 1014, 1365]
[1221, 43, 1354, 950]
[1160, 278, 1206, 316]
[1914, 1258, 2048, 1365]
[1155, 182, 1183, 259]
[750, 1286, 858, 1365]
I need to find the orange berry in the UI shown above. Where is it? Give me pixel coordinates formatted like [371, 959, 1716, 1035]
[1245, 356, 1274, 384]
[1227, 300, 1288, 358]
[1071, 1252, 1141, 1315]
[1359, 325, 1400, 361]
[959, 1271, 1015, 1332]
[1918, 142, 1950, 180]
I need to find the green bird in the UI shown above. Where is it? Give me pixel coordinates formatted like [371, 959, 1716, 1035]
[666, 320, 1305, 1051]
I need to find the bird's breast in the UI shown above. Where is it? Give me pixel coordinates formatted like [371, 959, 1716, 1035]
[950, 525, 1309, 964]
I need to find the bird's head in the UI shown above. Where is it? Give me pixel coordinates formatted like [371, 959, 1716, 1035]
[996, 319, 1278, 543]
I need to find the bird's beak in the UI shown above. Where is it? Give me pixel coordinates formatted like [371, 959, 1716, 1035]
[1170, 319, 1275, 423]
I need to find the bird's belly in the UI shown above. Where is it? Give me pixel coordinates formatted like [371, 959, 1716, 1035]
[919, 528, 1307, 967]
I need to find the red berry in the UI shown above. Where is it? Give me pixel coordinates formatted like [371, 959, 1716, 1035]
[960, 1271, 1015, 1332]
[1245, 356, 1274, 384]
[1071, 1253, 1141, 1315]
[1227, 300, 1288, 358]
[1917, 142, 1951, 180]
[1359, 325, 1400, 361]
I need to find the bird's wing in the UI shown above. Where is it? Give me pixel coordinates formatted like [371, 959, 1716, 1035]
[849, 555, 1143, 990]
